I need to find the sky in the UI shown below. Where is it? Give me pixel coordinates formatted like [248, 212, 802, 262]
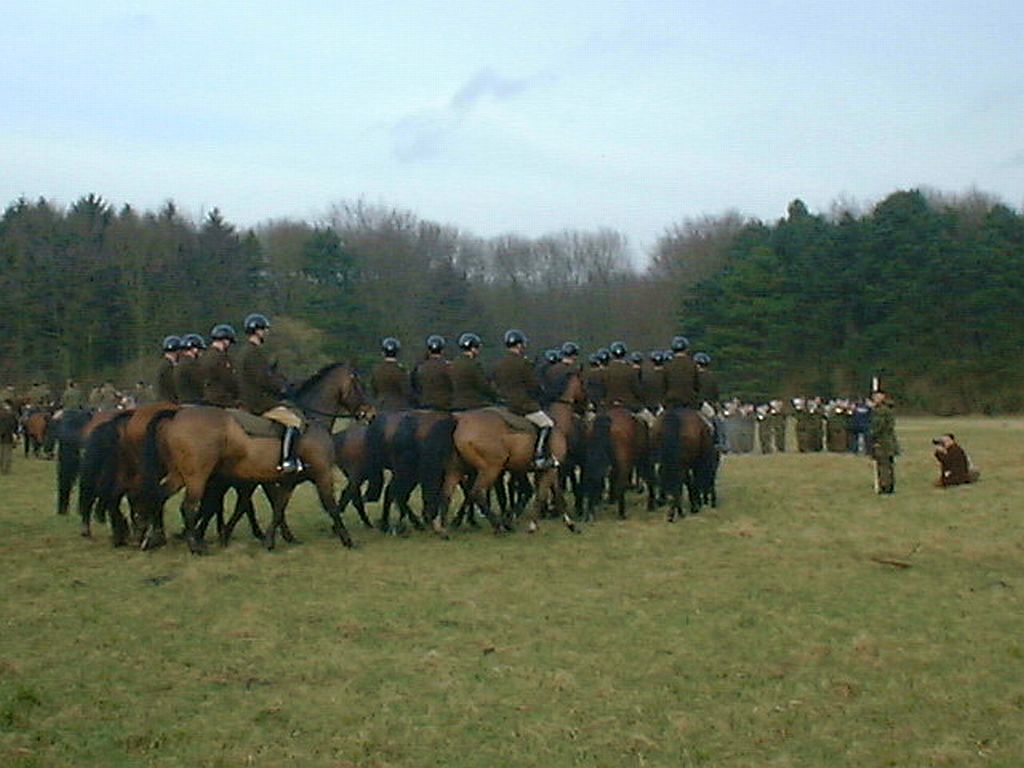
[2, 1, 1022, 261]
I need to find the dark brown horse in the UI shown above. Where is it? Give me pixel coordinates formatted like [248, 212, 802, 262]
[653, 407, 715, 522]
[546, 372, 588, 513]
[579, 407, 654, 520]
[23, 409, 55, 458]
[142, 363, 368, 553]
[436, 408, 577, 537]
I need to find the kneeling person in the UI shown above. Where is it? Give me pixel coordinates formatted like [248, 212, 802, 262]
[238, 313, 304, 473]
[933, 434, 979, 487]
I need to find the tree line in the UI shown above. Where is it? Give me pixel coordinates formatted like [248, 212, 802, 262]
[1, 188, 1021, 413]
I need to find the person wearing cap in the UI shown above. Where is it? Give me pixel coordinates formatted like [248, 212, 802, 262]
[870, 389, 897, 494]
[198, 324, 240, 408]
[411, 334, 452, 411]
[662, 335, 699, 409]
[370, 337, 413, 412]
[156, 335, 182, 403]
[175, 333, 207, 405]
[492, 329, 558, 470]
[450, 333, 498, 410]
[236, 313, 306, 473]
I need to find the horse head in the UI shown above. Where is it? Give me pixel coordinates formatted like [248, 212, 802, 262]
[293, 363, 371, 425]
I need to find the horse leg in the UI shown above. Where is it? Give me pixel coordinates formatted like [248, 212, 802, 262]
[180, 486, 208, 555]
[313, 474, 353, 548]
[379, 480, 395, 534]
[108, 500, 130, 547]
[469, 466, 506, 534]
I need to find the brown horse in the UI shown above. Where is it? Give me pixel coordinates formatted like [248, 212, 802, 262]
[23, 409, 54, 458]
[654, 407, 715, 522]
[546, 372, 588, 513]
[580, 407, 654, 520]
[436, 408, 577, 537]
[142, 364, 368, 553]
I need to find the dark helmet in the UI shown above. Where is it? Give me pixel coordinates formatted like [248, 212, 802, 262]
[596, 347, 611, 365]
[210, 323, 237, 342]
[504, 328, 527, 347]
[609, 341, 628, 359]
[587, 353, 601, 367]
[670, 335, 690, 353]
[182, 333, 207, 350]
[650, 350, 666, 365]
[693, 352, 711, 366]
[381, 336, 401, 357]
[161, 335, 183, 353]
[544, 348, 562, 364]
[458, 332, 481, 351]
[425, 334, 446, 354]
[243, 313, 270, 334]
[629, 351, 644, 365]
[560, 341, 580, 358]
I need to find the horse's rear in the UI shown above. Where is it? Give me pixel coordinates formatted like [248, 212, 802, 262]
[656, 408, 713, 521]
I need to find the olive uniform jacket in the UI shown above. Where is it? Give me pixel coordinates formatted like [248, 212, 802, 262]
[641, 366, 666, 411]
[696, 369, 720, 406]
[603, 360, 643, 409]
[174, 356, 205, 405]
[582, 367, 607, 409]
[370, 360, 412, 412]
[450, 355, 497, 410]
[662, 354, 699, 408]
[492, 352, 543, 415]
[870, 403, 898, 458]
[198, 346, 240, 408]
[411, 357, 453, 411]
[237, 342, 287, 414]
[156, 359, 178, 403]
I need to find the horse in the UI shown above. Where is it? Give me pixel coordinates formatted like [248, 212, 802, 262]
[333, 423, 377, 529]
[654, 408, 715, 522]
[142, 363, 368, 553]
[362, 410, 456, 534]
[435, 408, 577, 537]
[22, 408, 55, 458]
[545, 372, 588, 514]
[579, 407, 654, 520]
[52, 408, 102, 516]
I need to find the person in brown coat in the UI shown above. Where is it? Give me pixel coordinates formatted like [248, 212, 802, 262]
[662, 335, 699, 408]
[156, 335, 182, 403]
[933, 434, 980, 487]
[236, 313, 304, 473]
[491, 329, 557, 469]
[198, 325, 240, 408]
[450, 333, 498, 410]
[411, 335, 453, 411]
[175, 333, 207, 404]
[370, 337, 413, 412]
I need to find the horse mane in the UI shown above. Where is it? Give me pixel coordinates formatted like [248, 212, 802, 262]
[293, 362, 352, 400]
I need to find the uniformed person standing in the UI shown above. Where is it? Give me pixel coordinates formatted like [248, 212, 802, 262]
[156, 335, 182, 403]
[370, 337, 413, 412]
[662, 336, 699, 409]
[411, 335, 453, 411]
[768, 399, 788, 452]
[175, 333, 207, 405]
[870, 389, 897, 494]
[237, 313, 304, 473]
[450, 332, 498, 410]
[756, 404, 773, 454]
[198, 324, 240, 408]
[492, 329, 558, 469]
[60, 379, 85, 411]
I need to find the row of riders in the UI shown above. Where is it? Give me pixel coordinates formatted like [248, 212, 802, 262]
[53, 314, 720, 553]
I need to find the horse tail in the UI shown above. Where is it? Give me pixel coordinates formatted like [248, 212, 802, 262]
[418, 415, 456, 518]
[581, 412, 612, 505]
[393, 414, 421, 484]
[659, 408, 685, 499]
[364, 415, 388, 502]
[141, 408, 178, 507]
[78, 412, 131, 523]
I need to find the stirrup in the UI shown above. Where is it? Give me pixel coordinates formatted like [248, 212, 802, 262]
[278, 458, 305, 474]
[533, 455, 559, 470]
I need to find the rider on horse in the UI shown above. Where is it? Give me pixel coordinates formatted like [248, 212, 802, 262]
[370, 337, 413, 412]
[175, 333, 207, 404]
[492, 329, 559, 470]
[450, 332, 498, 410]
[199, 325, 240, 408]
[156, 335, 182, 403]
[411, 334, 453, 411]
[662, 336, 700, 410]
[237, 313, 305, 474]
[694, 352, 724, 449]
[603, 341, 656, 427]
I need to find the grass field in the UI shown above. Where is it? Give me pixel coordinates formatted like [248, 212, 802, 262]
[1, 416, 1023, 767]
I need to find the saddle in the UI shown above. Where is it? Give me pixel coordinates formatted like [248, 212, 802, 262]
[225, 408, 285, 439]
[482, 406, 535, 433]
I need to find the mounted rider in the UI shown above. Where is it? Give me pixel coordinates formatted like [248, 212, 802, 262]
[694, 352, 724, 449]
[450, 332, 498, 410]
[411, 334, 453, 411]
[199, 325, 240, 408]
[641, 350, 667, 413]
[662, 335, 699, 409]
[156, 335, 182, 403]
[369, 337, 413, 412]
[175, 333, 207, 405]
[237, 313, 305, 474]
[602, 341, 655, 428]
[491, 329, 558, 470]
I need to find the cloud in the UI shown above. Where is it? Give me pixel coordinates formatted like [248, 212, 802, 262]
[391, 67, 550, 163]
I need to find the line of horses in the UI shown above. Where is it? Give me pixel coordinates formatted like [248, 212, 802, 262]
[50, 363, 720, 553]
